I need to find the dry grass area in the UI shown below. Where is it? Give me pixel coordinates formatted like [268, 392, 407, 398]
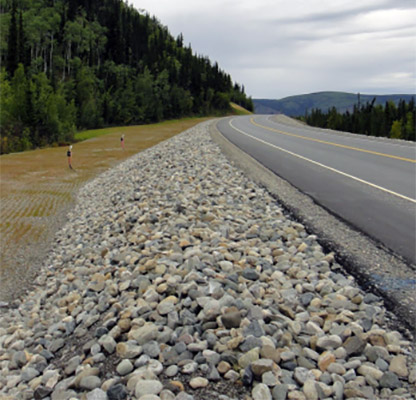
[0, 117, 211, 301]
[230, 102, 253, 115]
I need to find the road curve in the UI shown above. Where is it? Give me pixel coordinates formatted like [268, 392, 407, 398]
[216, 115, 416, 265]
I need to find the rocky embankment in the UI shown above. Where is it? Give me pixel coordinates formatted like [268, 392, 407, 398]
[0, 120, 415, 400]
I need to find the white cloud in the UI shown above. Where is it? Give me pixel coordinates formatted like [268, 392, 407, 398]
[130, 0, 416, 98]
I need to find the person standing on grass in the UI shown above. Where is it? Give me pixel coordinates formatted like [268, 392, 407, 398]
[67, 145, 73, 169]
[120, 134, 125, 150]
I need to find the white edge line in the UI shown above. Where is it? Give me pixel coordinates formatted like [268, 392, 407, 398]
[229, 118, 416, 204]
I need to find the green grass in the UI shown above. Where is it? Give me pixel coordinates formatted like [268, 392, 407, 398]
[75, 128, 116, 141]
[74, 107, 253, 142]
[75, 117, 212, 142]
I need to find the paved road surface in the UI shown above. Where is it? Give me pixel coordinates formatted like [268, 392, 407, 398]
[216, 115, 416, 265]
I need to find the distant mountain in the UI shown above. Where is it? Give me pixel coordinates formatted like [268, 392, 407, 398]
[253, 91, 415, 116]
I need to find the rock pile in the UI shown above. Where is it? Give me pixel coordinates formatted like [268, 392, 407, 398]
[0, 121, 415, 400]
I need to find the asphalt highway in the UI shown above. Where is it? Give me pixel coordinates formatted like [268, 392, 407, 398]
[216, 115, 416, 265]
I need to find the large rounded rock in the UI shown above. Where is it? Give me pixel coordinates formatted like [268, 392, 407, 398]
[135, 380, 163, 398]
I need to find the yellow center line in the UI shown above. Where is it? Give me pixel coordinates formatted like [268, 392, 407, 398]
[250, 117, 416, 163]
[228, 118, 416, 203]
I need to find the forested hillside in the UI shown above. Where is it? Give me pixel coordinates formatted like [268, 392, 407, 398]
[253, 92, 415, 116]
[300, 98, 415, 141]
[0, 0, 253, 154]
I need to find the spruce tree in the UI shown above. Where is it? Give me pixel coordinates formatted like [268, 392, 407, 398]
[18, 11, 28, 68]
[6, 0, 18, 75]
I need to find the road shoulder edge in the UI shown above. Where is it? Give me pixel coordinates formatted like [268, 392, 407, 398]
[210, 118, 415, 337]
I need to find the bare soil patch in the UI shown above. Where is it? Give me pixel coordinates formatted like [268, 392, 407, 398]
[0, 118, 210, 302]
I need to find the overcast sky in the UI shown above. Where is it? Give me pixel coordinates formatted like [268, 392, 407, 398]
[130, 0, 416, 99]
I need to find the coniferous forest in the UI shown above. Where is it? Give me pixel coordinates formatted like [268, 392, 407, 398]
[0, 0, 253, 154]
[300, 97, 415, 141]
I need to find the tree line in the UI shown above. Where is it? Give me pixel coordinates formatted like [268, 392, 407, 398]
[0, 0, 253, 154]
[299, 97, 415, 141]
